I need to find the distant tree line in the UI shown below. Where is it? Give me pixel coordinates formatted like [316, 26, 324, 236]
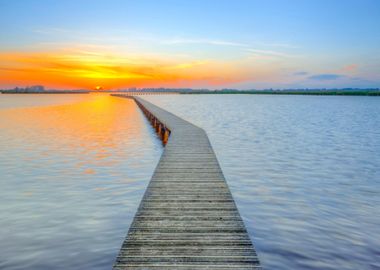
[184, 89, 380, 96]
[2, 86, 379, 96]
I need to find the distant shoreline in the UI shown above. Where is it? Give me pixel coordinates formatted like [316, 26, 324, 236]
[0, 91, 89, 94]
[1, 90, 379, 96]
[182, 90, 380, 96]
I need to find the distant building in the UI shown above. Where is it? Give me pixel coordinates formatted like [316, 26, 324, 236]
[26, 85, 45, 92]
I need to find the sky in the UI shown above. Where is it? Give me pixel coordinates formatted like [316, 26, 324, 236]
[0, 0, 379, 90]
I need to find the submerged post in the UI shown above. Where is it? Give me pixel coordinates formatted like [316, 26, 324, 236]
[111, 94, 261, 269]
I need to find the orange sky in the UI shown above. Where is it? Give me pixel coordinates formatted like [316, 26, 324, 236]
[0, 50, 254, 90]
[1, 1, 379, 90]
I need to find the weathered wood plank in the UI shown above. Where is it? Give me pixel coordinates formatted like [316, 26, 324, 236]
[112, 95, 261, 269]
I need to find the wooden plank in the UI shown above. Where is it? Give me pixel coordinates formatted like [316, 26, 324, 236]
[111, 95, 261, 269]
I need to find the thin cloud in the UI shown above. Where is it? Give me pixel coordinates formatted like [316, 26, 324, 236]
[267, 43, 299, 49]
[254, 42, 299, 49]
[164, 38, 248, 47]
[0, 50, 246, 88]
[33, 27, 74, 35]
[294, 71, 308, 76]
[165, 61, 209, 70]
[341, 64, 358, 72]
[246, 48, 295, 58]
[308, 74, 344, 80]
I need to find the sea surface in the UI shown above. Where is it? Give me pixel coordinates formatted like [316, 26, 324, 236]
[1, 93, 380, 270]
[145, 94, 380, 270]
[0, 94, 163, 270]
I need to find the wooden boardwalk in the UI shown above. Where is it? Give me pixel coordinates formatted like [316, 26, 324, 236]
[112, 95, 261, 269]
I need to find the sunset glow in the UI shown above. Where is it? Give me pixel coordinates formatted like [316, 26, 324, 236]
[0, 0, 379, 89]
[0, 50, 251, 89]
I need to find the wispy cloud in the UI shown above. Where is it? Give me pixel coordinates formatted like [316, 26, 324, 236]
[294, 71, 308, 76]
[164, 38, 248, 47]
[341, 64, 358, 72]
[33, 27, 74, 35]
[165, 61, 209, 70]
[267, 43, 299, 49]
[246, 48, 296, 58]
[0, 50, 247, 88]
[308, 74, 344, 80]
[254, 42, 299, 49]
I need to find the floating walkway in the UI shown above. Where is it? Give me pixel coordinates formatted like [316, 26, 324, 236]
[112, 95, 261, 269]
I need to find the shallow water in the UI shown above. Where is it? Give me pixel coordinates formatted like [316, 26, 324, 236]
[144, 94, 380, 270]
[0, 94, 162, 270]
[1, 93, 379, 270]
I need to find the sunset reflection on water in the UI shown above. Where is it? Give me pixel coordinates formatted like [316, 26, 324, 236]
[1, 95, 146, 172]
[0, 94, 162, 270]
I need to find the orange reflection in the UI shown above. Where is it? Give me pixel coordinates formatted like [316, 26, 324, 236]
[0, 95, 148, 173]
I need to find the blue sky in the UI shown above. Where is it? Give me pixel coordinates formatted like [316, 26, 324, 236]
[1, 0, 379, 89]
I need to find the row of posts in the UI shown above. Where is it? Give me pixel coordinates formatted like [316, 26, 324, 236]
[122, 92, 179, 96]
[134, 99, 171, 145]
[110, 94, 171, 144]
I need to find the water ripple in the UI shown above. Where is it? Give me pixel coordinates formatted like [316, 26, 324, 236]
[145, 94, 380, 270]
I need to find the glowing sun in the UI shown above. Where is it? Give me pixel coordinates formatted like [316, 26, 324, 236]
[94, 86, 103, 90]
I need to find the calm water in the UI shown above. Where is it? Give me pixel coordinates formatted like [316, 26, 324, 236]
[1, 94, 380, 270]
[0, 94, 162, 269]
[144, 95, 380, 270]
